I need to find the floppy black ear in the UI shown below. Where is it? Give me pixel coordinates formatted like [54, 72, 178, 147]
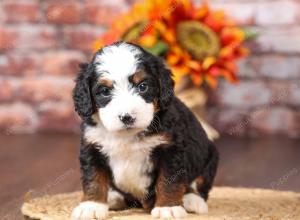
[156, 58, 175, 110]
[73, 63, 95, 119]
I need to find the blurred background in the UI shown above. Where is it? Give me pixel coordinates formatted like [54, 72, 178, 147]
[0, 0, 299, 219]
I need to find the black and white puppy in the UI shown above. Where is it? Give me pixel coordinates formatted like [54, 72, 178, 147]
[72, 42, 218, 219]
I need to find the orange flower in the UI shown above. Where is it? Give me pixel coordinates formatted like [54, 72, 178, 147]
[94, 0, 249, 89]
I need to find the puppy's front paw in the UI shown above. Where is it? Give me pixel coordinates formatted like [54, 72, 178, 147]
[71, 201, 108, 220]
[151, 206, 187, 219]
[183, 193, 208, 214]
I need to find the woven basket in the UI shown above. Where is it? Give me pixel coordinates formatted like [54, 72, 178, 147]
[21, 187, 300, 220]
[175, 79, 219, 141]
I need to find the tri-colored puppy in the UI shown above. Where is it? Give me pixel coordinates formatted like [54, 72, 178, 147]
[72, 42, 218, 219]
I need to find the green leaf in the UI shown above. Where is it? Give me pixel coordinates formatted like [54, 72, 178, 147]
[144, 41, 169, 56]
[122, 21, 148, 42]
[242, 28, 259, 41]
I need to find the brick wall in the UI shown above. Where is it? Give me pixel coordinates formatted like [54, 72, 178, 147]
[206, 0, 300, 138]
[0, 0, 299, 137]
[0, 0, 129, 134]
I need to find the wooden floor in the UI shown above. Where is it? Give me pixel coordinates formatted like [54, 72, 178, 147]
[0, 134, 299, 219]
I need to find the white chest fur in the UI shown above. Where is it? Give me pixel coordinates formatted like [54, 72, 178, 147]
[84, 125, 168, 199]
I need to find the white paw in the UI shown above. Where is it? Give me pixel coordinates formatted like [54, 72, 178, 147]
[71, 201, 108, 220]
[151, 206, 187, 219]
[183, 193, 208, 214]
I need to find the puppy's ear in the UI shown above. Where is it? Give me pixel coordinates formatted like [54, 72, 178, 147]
[156, 58, 175, 110]
[73, 63, 95, 119]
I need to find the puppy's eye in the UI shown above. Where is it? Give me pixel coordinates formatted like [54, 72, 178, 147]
[100, 87, 111, 97]
[138, 82, 148, 93]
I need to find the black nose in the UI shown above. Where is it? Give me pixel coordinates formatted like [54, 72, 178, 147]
[119, 114, 135, 125]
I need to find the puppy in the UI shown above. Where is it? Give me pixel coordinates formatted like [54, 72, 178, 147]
[72, 42, 218, 219]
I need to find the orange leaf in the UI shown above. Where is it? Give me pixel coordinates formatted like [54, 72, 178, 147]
[220, 69, 238, 83]
[194, 3, 209, 19]
[187, 60, 201, 71]
[93, 40, 103, 52]
[191, 73, 203, 86]
[139, 35, 157, 47]
[203, 57, 216, 70]
[172, 66, 188, 84]
[220, 46, 234, 59]
[205, 74, 218, 89]
[167, 54, 179, 65]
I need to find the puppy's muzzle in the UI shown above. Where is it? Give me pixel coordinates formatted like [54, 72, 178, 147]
[119, 114, 136, 126]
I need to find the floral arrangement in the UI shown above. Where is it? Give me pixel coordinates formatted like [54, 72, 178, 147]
[94, 0, 250, 88]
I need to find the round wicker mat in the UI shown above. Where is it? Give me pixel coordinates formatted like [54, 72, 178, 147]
[21, 187, 300, 220]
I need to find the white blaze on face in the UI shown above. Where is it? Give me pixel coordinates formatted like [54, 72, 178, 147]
[94, 43, 154, 132]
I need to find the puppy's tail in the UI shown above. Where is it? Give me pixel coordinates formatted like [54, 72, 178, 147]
[198, 142, 219, 200]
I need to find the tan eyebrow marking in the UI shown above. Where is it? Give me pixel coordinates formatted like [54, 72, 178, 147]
[132, 70, 147, 84]
[98, 78, 113, 88]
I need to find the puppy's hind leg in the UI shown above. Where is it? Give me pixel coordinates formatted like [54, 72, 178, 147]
[107, 188, 128, 211]
[184, 143, 219, 214]
[183, 191, 208, 214]
[183, 176, 208, 214]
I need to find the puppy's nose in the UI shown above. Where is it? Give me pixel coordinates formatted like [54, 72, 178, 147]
[119, 114, 136, 125]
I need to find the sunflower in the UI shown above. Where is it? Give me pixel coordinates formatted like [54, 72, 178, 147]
[94, 0, 249, 89]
